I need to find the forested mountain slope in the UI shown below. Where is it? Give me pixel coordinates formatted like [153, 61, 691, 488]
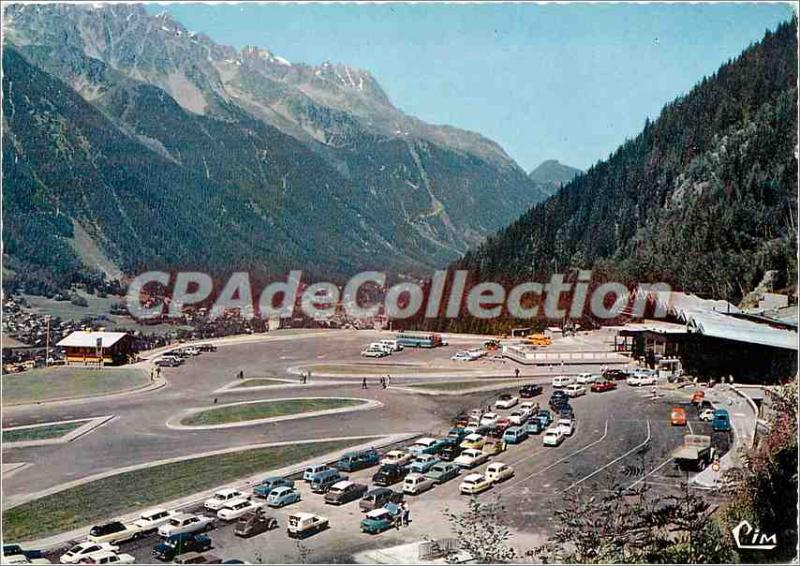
[461, 20, 797, 303]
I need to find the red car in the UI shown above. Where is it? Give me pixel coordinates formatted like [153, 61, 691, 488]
[490, 418, 513, 438]
[590, 380, 617, 393]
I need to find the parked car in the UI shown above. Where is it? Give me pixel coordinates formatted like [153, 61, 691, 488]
[360, 504, 402, 534]
[403, 472, 436, 495]
[543, 427, 566, 446]
[87, 521, 142, 544]
[253, 477, 295, 498]
[559, 405, 575, 419]
[407, 437, 447, 456]
[438, 443, 465, 462]
[372, 463, 407, 486]
[691, 390, 706, 405]
[3, 546, 48, 565]
[519, 384, 543, 398]
[173, 551, 222, 564]
[502, 426, 528, 444]
[459, 473, 492, 495]
[491, 417, 513, 436]
[485, 462, 514, 483]
[361, 347, 388, 358]
[549, 391, 568, 408]
[671, 407, 687, 426]
[425, 462, 461, 484]
[380, 450, 413, 467]
[495, 394, 519, 409]
[537, 409, 552, 426]
[158, 514, 214, 537]
[454, 448, 489, 468]
[152, 534, 212, 562]
[508, 410, 528, 425]
[712, 409, 731, 432]
[460, 433, 486, 450]
[557, 417, 575, 436]
[482, 438, 507, 455]
[60, 543, 119, 564]
[409, 454, 440, 474]
[564, 384, 587, 398]
[310, 470, 349, 494]
[266, 486, 302, 508]
[335, 448, 380, 472]
[627, 374, 657, 386]
[525, 419, 545, 435]
[75, 550, 135, 564]
[479, 412, 499, 427]
[359, 487, 404, 512]
[446, 427, 468, 444]
[591, 380, 617, 393]
[552, 375, 574, 388]
[603, 369, 628, 381]
[303, 464, 329, 482]
[132, 509, 174, 533]
[575, 373, 597, 384]
[286, 513, 329, 539]
[204, 489, 247, 512]
[217, 499, 260, 521]
[233, 509, 278, 538]
[324, 481, 368, 505]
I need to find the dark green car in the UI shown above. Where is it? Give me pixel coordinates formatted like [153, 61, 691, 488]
[360, 503, 402, 534]
[425, 461, 461, 484]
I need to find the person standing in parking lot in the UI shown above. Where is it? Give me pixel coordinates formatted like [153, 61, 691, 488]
[362, 377, 368, 389]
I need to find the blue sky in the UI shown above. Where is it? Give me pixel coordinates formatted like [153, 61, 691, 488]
[151, 3, 795, 171]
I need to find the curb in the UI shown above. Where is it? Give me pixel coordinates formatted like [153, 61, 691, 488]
[392, 377, 550, 396]
[12, 432, 420, 549]
[3, 415, 115, 448]
[166, 397, 383, 430]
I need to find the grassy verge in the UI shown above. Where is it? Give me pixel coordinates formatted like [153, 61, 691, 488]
[3, 438, 376, 541]
[181, 398, 365, 426]
[2, 367, 149, 405]
[3, 420, 89, 443]
[407, 379, 519, 391]
[233, 378, 290, 388]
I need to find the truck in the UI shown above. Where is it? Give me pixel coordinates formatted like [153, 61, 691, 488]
[287, 513, 329, 539]
[671, 434, 717, 471]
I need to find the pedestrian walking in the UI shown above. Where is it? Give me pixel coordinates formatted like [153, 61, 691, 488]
[515, 368, 520, 379]
[402, 502, 410, 526]
[387, 374, 392, 387]
[213, 397, 218, 404]
[362, 377, 368, 389]
[238, 370, 244, 380]
[380, 377, 385, 388]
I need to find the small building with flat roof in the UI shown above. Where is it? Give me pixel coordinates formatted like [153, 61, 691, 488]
[56, 331, 136, 366]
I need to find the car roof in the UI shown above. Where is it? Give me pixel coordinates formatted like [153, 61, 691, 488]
[386, 449, 405, 456]
[223, 498, 250, 507]
[170, 512, 192, 521]
[215, 488, 240, 496]
[415, 437, 437, 444]
[465, 433, 482, 439]
[463, 473, 484, 481]
[365, 509, 390, 519]
[271, 485, 293, 493]
[331, 480, 353, 489]
[141, 508, 169, 517]
[290, 512, 315, 520]
[487, 462, 505, 469]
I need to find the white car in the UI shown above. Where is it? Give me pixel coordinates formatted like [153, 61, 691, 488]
[87, 521, 142, 544]
[557, 417, 575, 436]
[576, 373, 597, 384]
[60, 543, 119, 564]
[451, 352, 473, 361]
[552, 375, 575, 388]
[77, 551, 136, 565]
[699, 408, 715, 421]
[495, 395, 519, 409]
[454, 448, 489, 469]
[485, 462, 514, 483]
[132, 508, 173, 532]
[520, 401, 538, 412]
[508, 410, 528, 425]
[157, 513, 214, 537]
[380, 449, 413, 467]
[402, 472, 436, 495]
[479, 412, 499, 427]
[543, 427, 566, 446]
[204, 488, 247, 511]
[459, 473, 492, 494]
[361, 347, 387, 358]
[564, 384, 587, 398]
[627, 375, 657, 386]
[217, 498, 261, 521]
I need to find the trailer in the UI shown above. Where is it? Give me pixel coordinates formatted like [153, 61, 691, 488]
[672, 434, 716, 471]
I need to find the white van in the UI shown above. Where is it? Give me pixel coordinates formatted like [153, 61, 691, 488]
[379, 339, 403, 352]
[402, 473, 435, 495]
[552, 375, 574, 388]
[370, 342, 393, 355]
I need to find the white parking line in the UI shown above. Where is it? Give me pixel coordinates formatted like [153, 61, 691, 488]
[558, 420, 651, 494]
[497, 420, 609, 493]
[687, 419, 694, 434]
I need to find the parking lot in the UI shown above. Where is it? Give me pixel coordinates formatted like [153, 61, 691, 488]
[4, 330, 737, 563]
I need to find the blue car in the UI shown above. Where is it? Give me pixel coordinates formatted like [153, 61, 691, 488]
[253, 476, 294, 498]
[526, 419, 544, 435]
[502, 426, 528, 444]
[409, 454, 440, 474]
[537, 410, 552, 426]
[336, 448, 380, 472]
[266, 486, 301, 508]
[712, 409, 731, 432]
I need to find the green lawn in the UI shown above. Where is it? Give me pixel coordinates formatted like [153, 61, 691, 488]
[407, 379, 518, 391]
[233, 378, 290, 388]
[3, 438, 376, 541]
[3, 420, 89, 443]
[2, 367, 149, 405]
[181, 398, 366, 426]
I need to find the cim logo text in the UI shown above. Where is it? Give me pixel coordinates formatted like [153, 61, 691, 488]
[732, 520, 777, 551]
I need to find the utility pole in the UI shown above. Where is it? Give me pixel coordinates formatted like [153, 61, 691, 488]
[45, 316, 50, 366]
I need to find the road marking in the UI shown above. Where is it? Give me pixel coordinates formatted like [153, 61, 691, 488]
[687, 419, 694, 434]
[627, 455, 674, 489]
[558, 420, 651, 494]
[498, 420, 609, 493]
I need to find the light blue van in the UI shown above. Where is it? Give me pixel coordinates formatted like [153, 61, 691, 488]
[502, 426, 528, 444]
[303, 464, 330, 482]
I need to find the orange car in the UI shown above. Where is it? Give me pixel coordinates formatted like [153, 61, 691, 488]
[691, 390, 705, 405]
[671, 407, 687, 426]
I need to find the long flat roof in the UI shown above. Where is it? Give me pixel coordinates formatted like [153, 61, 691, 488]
[687, 311, 797, 351]
[56, 331, 130, 348]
